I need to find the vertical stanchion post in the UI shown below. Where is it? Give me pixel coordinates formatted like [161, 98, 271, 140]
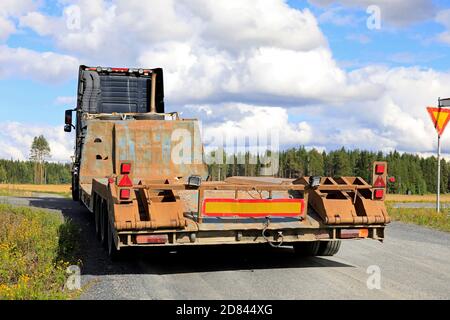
[437, 133, 441, 213]
[437, 97, 441, 213]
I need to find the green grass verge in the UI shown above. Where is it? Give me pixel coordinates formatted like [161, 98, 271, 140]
[0, 189, 71, 199]
[0, 204, 80, 299]
[387, 205, 450, 232]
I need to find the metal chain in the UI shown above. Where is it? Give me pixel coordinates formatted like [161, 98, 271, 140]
[262, 218, 284, 248]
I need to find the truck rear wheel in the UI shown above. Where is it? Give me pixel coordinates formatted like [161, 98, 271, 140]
[71, 175, 79, 201]
[100, 200, 108, 247]
[94, 195, 101, 240]
[318, 240, 341, 256]
[293, 241, 321, 256]
[107, 219, 120, 260]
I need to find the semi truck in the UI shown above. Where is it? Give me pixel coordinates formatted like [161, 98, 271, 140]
[64, 65, 390, 259]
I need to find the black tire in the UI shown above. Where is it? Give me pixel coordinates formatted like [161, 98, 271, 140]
[94, 195, 101, 240]
[293, 241, 321, 256]
[71, 174, 79, 201]
[107, 219, 120, 260]
[318, 240, 341, 256]
[100, 200, 108, 247]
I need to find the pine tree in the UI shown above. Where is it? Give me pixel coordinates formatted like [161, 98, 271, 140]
[30, 135, 51, 184]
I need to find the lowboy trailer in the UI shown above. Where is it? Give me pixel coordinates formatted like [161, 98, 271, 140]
[64, 65, 390, 258]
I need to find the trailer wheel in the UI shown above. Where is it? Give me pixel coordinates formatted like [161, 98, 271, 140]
[107, 219, 120, 260]
[293, 241, 321, 256]
[318, 240, 341, 256]
[100, 200, 108, 247]
[94, 195, 101, 240]
[71, 174, 79, 201]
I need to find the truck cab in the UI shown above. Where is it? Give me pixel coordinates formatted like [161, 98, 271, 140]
[65, 65, 168, 200]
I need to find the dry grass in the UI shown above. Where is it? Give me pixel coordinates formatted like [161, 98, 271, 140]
[0, 184, 70, 193]
[0, 184, 71, 198]
[385, 194, 450, 203]
[387, 205, 450, 232]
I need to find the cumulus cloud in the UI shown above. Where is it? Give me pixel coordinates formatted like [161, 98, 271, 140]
[184, 103, 312, 149]
[0, 0, 38, 42]
[19, 11, 62, 36]
[0, 122, 74, 162]
[0, 0, 37, 17]
[0, 46, 79, 83]
[1, 0, 448, 158]
[0, 16, 16, 41]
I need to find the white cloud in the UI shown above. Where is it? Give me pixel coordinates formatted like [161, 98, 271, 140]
[19, 11, 62, 36]
[185, 103, 312, 150]
[435, 9, 450, 45]
[0, 16, 16, 42]
[0, 0, 38, 42]
[0, 0, 37, 17]
[0, 46, 79, 83]
[184, 0, 326, 52]
[2, 0, 449, 157]
[0, 122, 74, 162]
[318, 7, 357, 26]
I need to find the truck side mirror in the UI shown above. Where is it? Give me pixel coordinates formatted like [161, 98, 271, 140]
[64, 109, 73, 132]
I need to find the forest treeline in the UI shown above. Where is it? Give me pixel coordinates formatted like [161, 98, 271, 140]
[0, 147, 448, 195]
[0, 159, 71, 184]
[207, 147, 449, 195]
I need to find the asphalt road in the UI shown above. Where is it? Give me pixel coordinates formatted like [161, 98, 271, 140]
[392, 202, 450, 209]
[1, 195, 449, 299]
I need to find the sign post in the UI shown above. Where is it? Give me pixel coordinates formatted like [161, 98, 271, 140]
[437, 133, 441, 212]
[427, 98, 450, 212]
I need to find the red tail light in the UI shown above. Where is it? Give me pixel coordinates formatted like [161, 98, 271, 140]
[374, 176, 386, 188]
[374, 189, 384, 199]
[136, 234, 168, 244]
[118, 175, 133, 187]
[375, 164, 385, 174]
[119, 189, 131, 200]
[121, 163, 131, 174]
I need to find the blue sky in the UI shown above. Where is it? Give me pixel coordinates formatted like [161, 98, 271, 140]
[1, 0, 450, 161]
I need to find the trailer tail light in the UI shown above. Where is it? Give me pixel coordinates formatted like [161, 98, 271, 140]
[374, 189, 384, 199]
[136, 234, 168, 244]
[340, 228, 369, 239]
[374, 176, 386, 188]
[372, 161, 387, 201]
[375, 164, 385, 174]
[112, 68, 129, 72]
[121, 163, 131, 175]
[119, 188, 131, 200]
[359, 229, 369, 238]
[117, 175, 133, 187]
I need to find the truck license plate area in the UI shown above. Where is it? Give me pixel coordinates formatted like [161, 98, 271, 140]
[202, 198, 304, 218]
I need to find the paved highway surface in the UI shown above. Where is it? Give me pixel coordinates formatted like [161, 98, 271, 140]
[1, 195, 449, 299]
